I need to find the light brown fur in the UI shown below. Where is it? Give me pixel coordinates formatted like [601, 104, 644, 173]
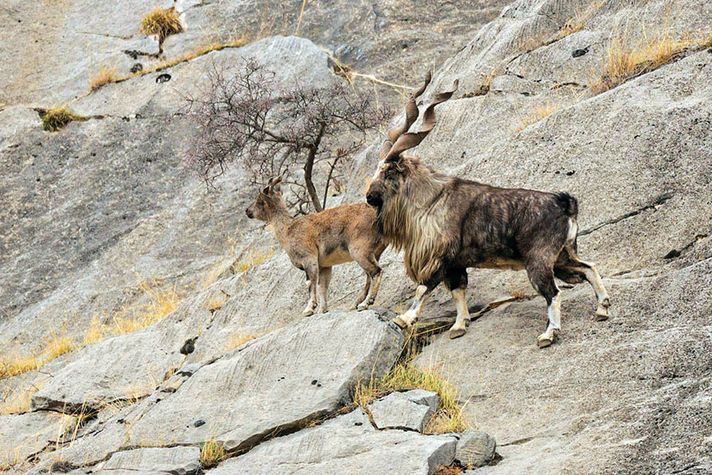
[246, 178, 387, 315]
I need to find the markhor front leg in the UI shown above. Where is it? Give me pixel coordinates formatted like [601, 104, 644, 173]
[448, 288, 469, 339]
[394, 284, 433, 329]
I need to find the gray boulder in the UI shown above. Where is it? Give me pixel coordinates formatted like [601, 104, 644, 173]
[125, 310, 402, 451]
[208, 409, 457, 475]
[456, 429, 497, 468]
[369, 389, 440, 432]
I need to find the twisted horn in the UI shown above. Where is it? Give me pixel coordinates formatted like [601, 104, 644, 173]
[384, 79, 459, 161]
[379, 72, 432, 160]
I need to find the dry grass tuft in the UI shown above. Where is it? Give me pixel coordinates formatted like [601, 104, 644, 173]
[558, 1, 606, 38]
[111, 282, 181, 336]
[0, 282, 180, 381]
[0, 333, 77, 380]
[45, 334, 77, 361]
[224, 334, 257, 352]
[200, 438, 227, 468]
[39, 107, 87, 131]
[90, 66, 119, 91]
[0, 353, 43, 379]
[515, 103, 560, 132]
[0, 384, 42, 415]
[83, 316, 105, 345]
[589, 30, 700, 94]
[354, 363, 471, 434]
[140, 7, 183, 44]
[139, 35, 250, 77]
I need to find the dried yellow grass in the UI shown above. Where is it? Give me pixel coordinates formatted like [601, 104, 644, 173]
[589, 30, 699, 94]
[515, 103, 560, 132]
[0, 384, 41, 415]
[83, 316, 105, 345]
[354, 363, 471, 434]
[111, 283, 181, 336]
[0, 353, 43, 379]
[233, 248, 275, 274]
[87, 35, 250, 92]
[40, 107, 87, 131]
[140, 7, 183, 44]
[558, 1, 606, 38]
[200, 438, 227, 468]
[90, 66, 119, 91]
[45, 334, 77, 361]
[224, 334, 257, 352]
[0, 333, 77, 380]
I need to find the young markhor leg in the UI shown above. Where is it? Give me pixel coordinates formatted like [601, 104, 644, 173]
[445, 268, 469, 339]
[302, 264, 319, 316]
[353, 252, 383, 311]
[317, 267, 332, 313]
[352, 275, 371, 310]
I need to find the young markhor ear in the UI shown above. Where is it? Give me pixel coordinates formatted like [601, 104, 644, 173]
[271, 176, 283, 193]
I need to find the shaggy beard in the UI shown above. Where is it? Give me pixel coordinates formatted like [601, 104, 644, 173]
[377, 169, 452, 283]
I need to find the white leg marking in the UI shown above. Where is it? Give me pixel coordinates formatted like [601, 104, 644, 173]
[450, 288, 469, 331]
[538, 292, 561, 348]
[395, 285, 430, 327]
[567, 218, 578, 243]
[547, 293, 562, 331]
[449, 288, 469, 339]
[583, 266, 610, 320]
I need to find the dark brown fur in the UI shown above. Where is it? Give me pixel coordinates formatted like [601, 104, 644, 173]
[365, 77, 610, 346]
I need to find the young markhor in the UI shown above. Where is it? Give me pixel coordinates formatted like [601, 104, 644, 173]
[246, 177, 387, 315]
[366, 74, 610, 348]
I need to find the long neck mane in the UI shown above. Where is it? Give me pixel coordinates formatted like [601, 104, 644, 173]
[378, 166, 454, 283]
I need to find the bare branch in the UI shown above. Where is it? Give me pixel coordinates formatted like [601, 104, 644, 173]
[187, 58, 389, 211]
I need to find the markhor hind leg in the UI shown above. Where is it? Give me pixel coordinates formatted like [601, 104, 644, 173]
[556, 246, 611, 321]
[527, 262, 561, 349]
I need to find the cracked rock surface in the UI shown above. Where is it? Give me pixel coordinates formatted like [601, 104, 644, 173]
[207, 409, 457, 475]
[99, 446, 201, 475]
[1, 1, 711, 474]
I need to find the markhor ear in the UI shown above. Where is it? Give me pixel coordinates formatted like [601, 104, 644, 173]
[262, 185, 271, 194]
[271, 176, 283, 193]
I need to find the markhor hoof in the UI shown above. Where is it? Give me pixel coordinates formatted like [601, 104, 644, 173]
[356, 303, 369, 311]
[392, 316, 409, 329]
[302, 309, 315, 317]
[537, 332, 558, 349]
[594, 311, 609, 322]
[449, 328, 466, 339]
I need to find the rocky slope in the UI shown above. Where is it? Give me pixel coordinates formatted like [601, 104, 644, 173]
[1, 0, 711, 474]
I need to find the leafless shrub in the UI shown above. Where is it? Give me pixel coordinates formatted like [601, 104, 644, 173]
[187, 58, 389, 212]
